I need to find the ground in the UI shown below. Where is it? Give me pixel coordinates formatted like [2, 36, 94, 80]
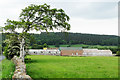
[25, 55, 118, 78]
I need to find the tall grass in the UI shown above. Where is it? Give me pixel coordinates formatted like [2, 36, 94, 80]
[0, 59, 15, 79]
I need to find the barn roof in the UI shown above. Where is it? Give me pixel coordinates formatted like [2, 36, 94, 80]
[83, 49, 98, 51]
[29, 49, 60, 51]
[59, 47, 82, 50]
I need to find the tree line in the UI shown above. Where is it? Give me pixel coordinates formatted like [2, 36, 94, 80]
[2, 32, 119, 47]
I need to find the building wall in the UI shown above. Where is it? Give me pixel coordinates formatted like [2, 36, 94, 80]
[61, 50, 83, 56]
[28, 49, 61, 55]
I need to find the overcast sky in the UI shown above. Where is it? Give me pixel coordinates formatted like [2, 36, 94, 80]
[0, 0, 119, 35]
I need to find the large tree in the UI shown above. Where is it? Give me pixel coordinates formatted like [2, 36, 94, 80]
[3, 3, 70, 62]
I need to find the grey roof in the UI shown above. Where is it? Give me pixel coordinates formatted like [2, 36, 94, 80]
[59, 47, 82, 50]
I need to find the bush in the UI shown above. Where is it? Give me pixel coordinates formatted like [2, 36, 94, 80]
[3, 45, 9, 59]
[67, 45, 71, 47]
[3, 45, 20, 60]
[38, 45, 43, 49]
[116, 51, 120, 56]
[55, 44, 60, 47]
[3, 34, 20, 60]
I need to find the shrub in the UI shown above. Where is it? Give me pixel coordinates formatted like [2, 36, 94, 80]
[3, 45, 20, 60]
[55, 44, 60, 47]
[116, 51, 120, 56]
[3, 45, 9, 59]
[3, 34, 20, 60]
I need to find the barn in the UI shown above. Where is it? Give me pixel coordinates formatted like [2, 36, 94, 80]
[28, 49, 61, 55]
[83, 49, 113, 56]
[59, 47, 83, 56]
[28, 47, 113, 56]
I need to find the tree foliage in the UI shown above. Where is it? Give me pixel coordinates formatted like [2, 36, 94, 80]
[19, 4, 70, 32]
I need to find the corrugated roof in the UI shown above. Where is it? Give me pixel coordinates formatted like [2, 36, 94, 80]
[59, 47, 82, 50]
[83, 49, 98, 51]
[29, 49, 59, 51]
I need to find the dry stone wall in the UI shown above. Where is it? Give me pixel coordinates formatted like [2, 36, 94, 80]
[12, 56, 32, 80]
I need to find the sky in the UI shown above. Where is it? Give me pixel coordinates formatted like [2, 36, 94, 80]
[0, 0, 119, 35]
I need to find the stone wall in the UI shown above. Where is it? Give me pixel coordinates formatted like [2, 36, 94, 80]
[12, 56, 32, 80]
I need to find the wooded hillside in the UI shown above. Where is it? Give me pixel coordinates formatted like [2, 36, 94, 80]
[30, 32, 118, 46]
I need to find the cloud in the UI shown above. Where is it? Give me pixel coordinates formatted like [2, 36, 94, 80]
[0, 0, 118, 35]
[69, 18, 118, 35]
[52, 2, 118, 19]
[0, 0, 118, 20]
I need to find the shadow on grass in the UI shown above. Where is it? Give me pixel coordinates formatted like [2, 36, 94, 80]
[25, 58, 39, 63]
[25, 58, 60, 64]
[63, 56, 87, 57]
[25, 59, 63, 64]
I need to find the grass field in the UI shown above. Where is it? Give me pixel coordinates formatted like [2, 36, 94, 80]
[0, 59, 15, 79]
[0, 62, 1, 80]
[26, 55, 118, 78]
[48, 44, 117, 49]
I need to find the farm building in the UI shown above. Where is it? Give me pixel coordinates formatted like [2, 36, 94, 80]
[83, 49, 112, 56]
[59, 47, 83, 56]
[28, 49, 60, 55]
[28, 47, 113, 56]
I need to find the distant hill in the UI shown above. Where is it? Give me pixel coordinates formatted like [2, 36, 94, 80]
[30, 32, 118, 46]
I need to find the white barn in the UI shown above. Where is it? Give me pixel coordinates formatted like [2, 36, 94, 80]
[83, 49, 113, 56]
[28, 49, 61, 55]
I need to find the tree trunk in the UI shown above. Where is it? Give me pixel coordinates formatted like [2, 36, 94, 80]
[22, 38, 25, 62]
[20, 41, 22, 59]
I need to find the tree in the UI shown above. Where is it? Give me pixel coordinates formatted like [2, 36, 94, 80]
[3, 3, 70, 62]
[43, 43, 48, 48]
[32, 44, 38, 49]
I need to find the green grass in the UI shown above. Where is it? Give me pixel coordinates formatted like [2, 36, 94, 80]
[0, 59, 15, 79]
[26, 55, 118, 78]
[48, 44, 117, 48]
